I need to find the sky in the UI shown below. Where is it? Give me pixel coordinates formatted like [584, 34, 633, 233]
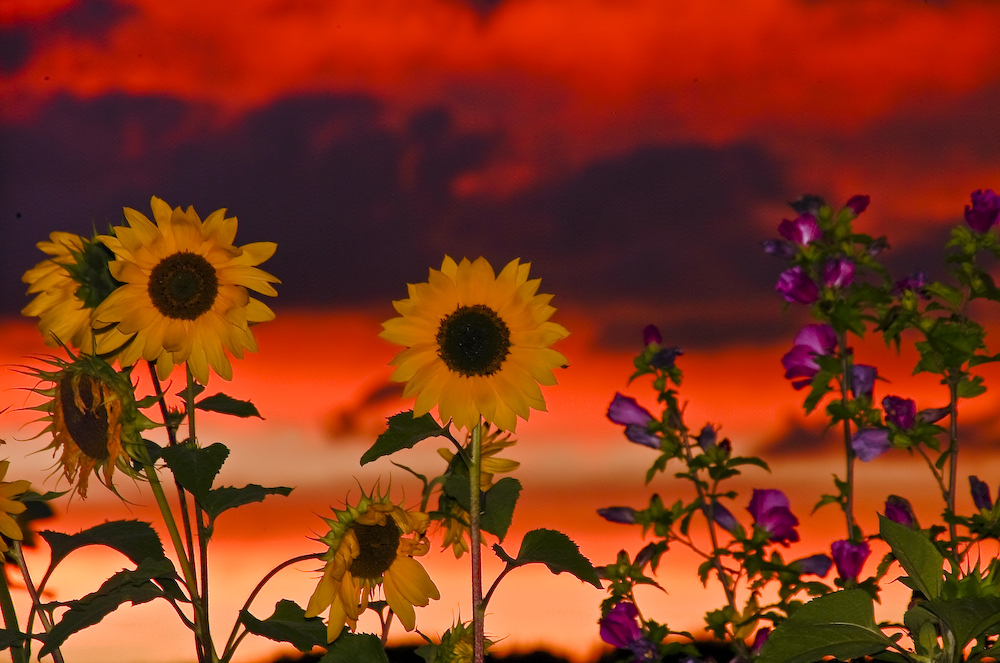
[3, 0, 1000, 661]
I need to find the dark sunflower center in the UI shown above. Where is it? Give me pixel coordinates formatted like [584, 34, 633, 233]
[349, 517, 401, 580]
[147, 252, 219, 320]
[436, 304, 511, 377]
[58, 375, 111, 461]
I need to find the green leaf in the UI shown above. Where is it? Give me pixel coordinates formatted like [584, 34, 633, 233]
[195, 392, 263, 419]
[442, 473, 471, 512]
[239, 600, 327, 652]
[160, 443, 230, 500]
[506, 529, 601, 588]
[40, 520, 168, 568]
[361, 412, 449, 465]
[200, 485, 294, 525]
[480, 478, 521, 542]
[0, 627, 30, 649]
[922, 596, 1000, 654]
[320, 632, 390, 662]
[879, 514, 943, 599]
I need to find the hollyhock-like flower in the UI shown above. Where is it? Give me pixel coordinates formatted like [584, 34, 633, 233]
[965, 189, 1000, 233]
[776, 266, 819, 304]
[883, 395, 916, 430]
[600, 602, 658, 662]
[781, 324, 837, 390]
[867, 237, 889, 257]
[642, 325, 662, 345]
[845, 194, 870, 216]
[778, 214, 822, 246]
[884, 495, 917, 528]
[650, 346, 683, 369]
[706, 501, 740, 535]
[892, 271, 926, 296]
[751, 628, 771, 655]
[607, 394, 660, 449]
[851, 428, 891, 462]
[851, 364, 877, 399]
[695, 424, 717, 450]
[792, 553, 833, 577]
[747, 489, 799, 545]
[918, 407, 949, 424]
[831, 539, 870, 581]
[598, 506, 638, 525]
[823, 258, 855, 289]
[970, 476, 993, 511]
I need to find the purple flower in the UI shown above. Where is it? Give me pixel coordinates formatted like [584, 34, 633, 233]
[705, 501, 740, 535]
[781, 324, 837, 389]
[762, 238, 796, 259]
[607, 394, 660, 449]
[882, 395, 916, 430]
[793, 553, 833, 577]
[851, 364, 877, 399]
[845, 194, 870, 216]
[650, 346, 683, 369]
[918, 406, 949, 424]
[642, 324, 662, 346]
[751, 628, 771, 655]
[970, 476, 993, 511]
[892, 271, 926, 296]
[748, 489, 799, 545]
[776, 266, 819, 304]
[868, 237, 889, 257]
[790, 194, 825, 216]
[634, 542, 657, 569]
[778, 213, 822, 246]
[600, 602, 642, 649]
[823, 258, 855, 289]
[831, 539, 870, 581]
[965, 189, 1000, 233]
[695, 424, 717, 450]
[851, 428, 891, 462]
[884, 495, 917, 528]
[598, 507, 638, 525]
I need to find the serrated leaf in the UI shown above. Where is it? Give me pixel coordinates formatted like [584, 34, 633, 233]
[195, 392, 263, 418]
[361, 412, 449, 465]
[480, 478, 521, 542]
[921, 596, 1000, 653]
[40, 520, 168, 568]
[508, 529, 601, 588]
[492, 542, 515, 565]
[0, 627, 29, 649]
[160, 443, 230, 500]
[320, 632, 390, 662]
[239, 600, 327, 652]
[879, 514, 943, 599]
[200, 485, 293, 524]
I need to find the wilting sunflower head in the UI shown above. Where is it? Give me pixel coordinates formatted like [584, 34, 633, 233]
[0, 460, 31, 560]
[23, 350, 154, 499]
[22, 231, 128, 354]
[381, 256, 569, 432]
[92, 196, 279, 384]
[305, 488, 439, 642]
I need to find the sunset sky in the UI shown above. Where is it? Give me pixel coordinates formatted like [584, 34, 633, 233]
[3, 0, 1000, 661]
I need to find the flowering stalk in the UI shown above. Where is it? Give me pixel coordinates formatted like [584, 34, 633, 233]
[469, 421, 485, 663]
[837, 330, 857, 540]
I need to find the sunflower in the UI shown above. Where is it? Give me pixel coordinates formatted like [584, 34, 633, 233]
[381, 257, 568, 432]
[93, 196, 279, 384]
[305, 489, 440, 642]
[23, 351, 153, 498]
[432, 620, 495, 663]
[0, 461, 30, 560]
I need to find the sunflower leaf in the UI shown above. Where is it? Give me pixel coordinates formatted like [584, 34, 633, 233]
[239, 600, 327, 652]
[507, 528, 601, 588]
[0, 627, 31, 649]
[361, 412, 449, 465]
[160, 442, 230, 500]
[319, 632, 391, 662]
[480, 477, 521, 542]
[196, 392, 263, 419]
[40, 520, 168, 568]
[200, 484, 293, 527]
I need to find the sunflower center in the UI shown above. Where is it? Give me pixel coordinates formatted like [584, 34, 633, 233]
[349, 517, 401, 580]
[58, 375, 111, 461]
[147, 252, 219, 320]
[436, 305, 511, 377]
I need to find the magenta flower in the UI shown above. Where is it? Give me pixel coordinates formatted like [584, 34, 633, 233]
[892, 271, 926, 296]
[607, 394, 660, 449]
[598, 506, 638, 524]
[600, 602, 642, 648]
[965, 189, 1000, 233]
[751, 628, 771, 655]
[883, 395, 916, 430]
[748, 489, 799, 545]
[851, 428, 891, 461]
[642, 324, 662, 345]
[970, 476, 993, 511]
[845, 194, 870, 216]
[884, 495, 917, 528]
[762, 238, 796, 259]
[706, 501, 740, 535]
[776, 266, 819, 304]
[823, 258, 855, 289]
[778, 213, 822, 246]
[851, 364, 877, 399]
[793, 553, 833, 577]
[831, 539, 870, 581]
[781, 324, 837, 389]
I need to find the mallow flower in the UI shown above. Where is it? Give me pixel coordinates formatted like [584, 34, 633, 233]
[892, 271, 926, 296]
[831, 539, 870, 581]
[844, 194, 870, 216]
[778, 213, 822, 246]
[598, 506, 638, 525]
[600, 602, 658, 662]
[792, 553, 833, 577]
[882, 395, 916, 430]
[851, 428, 891, 462]
[642, 324, 662, 345]
[650, 346, 683, 370]
[884, 495, 917, 528]
[851, 364, 877, 400]
[823, 258, 855, 289]
[747, 489, 799, 545]
[705, 500, 740, 535]
[965, 189, 1000, 233]
[970, 476, 994, 511]
[761, 239, 796, 259]
[781, 324, 837, 390]
[776, 266, 819, 304]
[607, 394, 660, 449]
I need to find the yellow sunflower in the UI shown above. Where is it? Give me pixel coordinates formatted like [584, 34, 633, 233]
[0, 461, 30, 559]
[381, 256, 568, 432]
[306, 489, 440, 642]
[93, 196, 279, 384]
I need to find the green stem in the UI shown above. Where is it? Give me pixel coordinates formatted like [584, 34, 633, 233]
[837, 330, 857, 540]
[12, 543, 64, 663]
[947, 379, 960, 559]
[469, 422, 485, 663]
[0, 564, 27, 663]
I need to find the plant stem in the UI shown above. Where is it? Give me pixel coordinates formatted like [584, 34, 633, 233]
[0, 564, 28, 663]
[469, 422, 485, 663]
[947, 379, 960, 558]
[13, 542, 64, 663]
[837, 330, 857, 540]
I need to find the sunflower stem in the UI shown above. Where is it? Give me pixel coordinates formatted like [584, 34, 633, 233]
[12, 542, 64, 663]
[0, 563, 28, 663]
[469, 421, 485, 663]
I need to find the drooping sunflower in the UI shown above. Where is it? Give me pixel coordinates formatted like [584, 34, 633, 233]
[93, 196, 279, 384]
[381, 256, 568, 432]
[305, 489, 440, 642]
[23, 351, 153, 499]
[0, 461, 30, 559]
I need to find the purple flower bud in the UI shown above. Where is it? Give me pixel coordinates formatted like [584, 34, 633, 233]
[851, 428, 891, 462]
[642, 324, 662, 346]
[793, 553, 833, 577]
[695, 424, 717, 450]
[776, 266, 819, 304]
[705, 501, 739, 535]
[867, 237, 889, 256]
[917, 406, 949, 424]
[778, 213, 822, 246]
[790, 194, 825, 216]
[761, 238, 797, 259]
[718, 438, 732, 455]
[748, 489, 799, 545]
[598, 506, 638, 524]
[751, 628, 771, 655]
[831, 539, 870, 581]
[823, 258, 855, 289]
[965, 189, 1000, 233]
[650, 346, 683, 369]
[634, 542, 657, 569]
[781, 324, 837, 389]
[608, 394, 654, 427]
[624, 424, 660, 449]
[892, 271, 926, 296]
[851, 364, 877, 399]
[970, 476, 993, 511]
[882, 395, 916, 430]
[845, 194, 870, 216]
[600, 602, 642, 649]
[884, 495, 917, 528]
